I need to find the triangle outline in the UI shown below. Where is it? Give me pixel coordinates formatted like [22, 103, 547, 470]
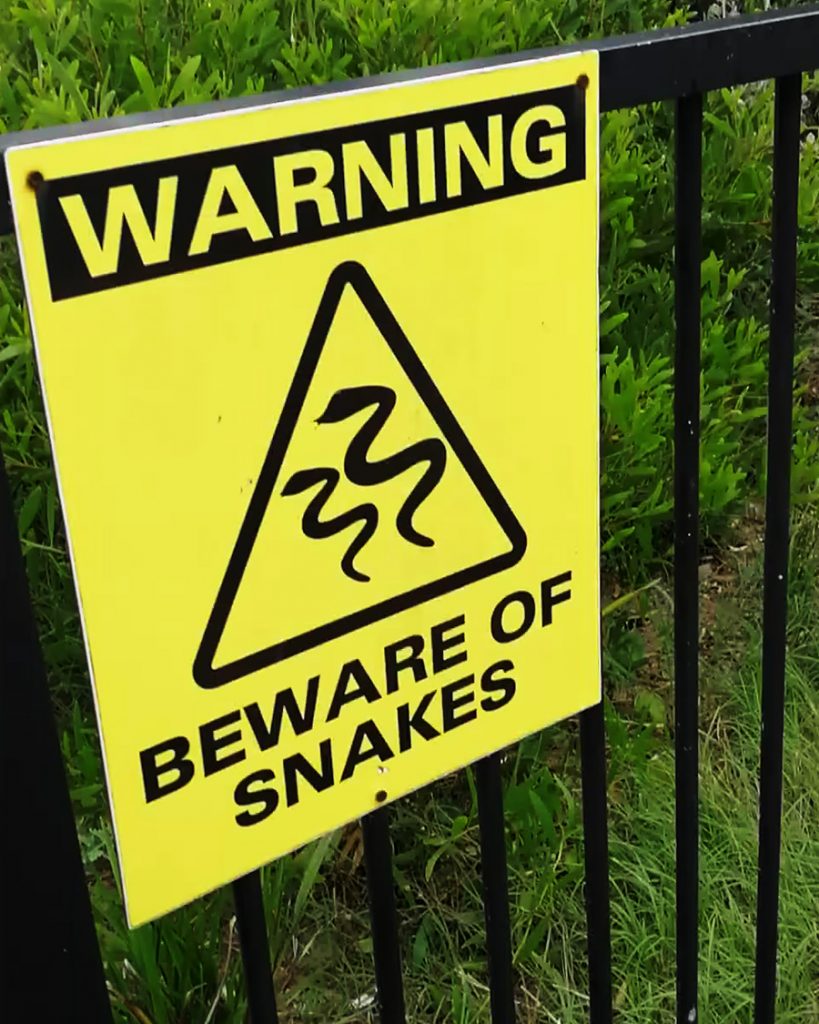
[194, 260, 527, 689]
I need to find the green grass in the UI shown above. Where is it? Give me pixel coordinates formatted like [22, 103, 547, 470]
[0, 0, 818, 1020]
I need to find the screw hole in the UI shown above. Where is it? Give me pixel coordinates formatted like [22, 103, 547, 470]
[26, 171, 44, 192]
[375, 790, 387, 804]
[576, 73, 590, 91]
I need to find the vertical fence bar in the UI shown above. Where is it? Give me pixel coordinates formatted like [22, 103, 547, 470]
[673, 91, 703, 1024]
[232, 871, 279, 1024]
[362, 806, 407, 1024]
[754, 72, 801, 1024]
[579, 703, 612, 1024]
[476, 753, 516, 1024]
[0, 449, 113, 1022]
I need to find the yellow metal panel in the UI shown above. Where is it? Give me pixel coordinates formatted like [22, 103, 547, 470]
[7, 51, 600, 926]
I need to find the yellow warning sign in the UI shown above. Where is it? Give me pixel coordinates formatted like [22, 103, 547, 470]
[6, 51, 600, 925]
[198, 260, 527, 686]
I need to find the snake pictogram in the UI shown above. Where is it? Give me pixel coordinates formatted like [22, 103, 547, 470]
[281, 385, 446, 582]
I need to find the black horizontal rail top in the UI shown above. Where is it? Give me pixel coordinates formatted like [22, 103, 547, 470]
[1, 5, 819, 236]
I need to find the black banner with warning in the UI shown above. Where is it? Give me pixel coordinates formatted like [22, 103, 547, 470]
[36, 84, 586, 300]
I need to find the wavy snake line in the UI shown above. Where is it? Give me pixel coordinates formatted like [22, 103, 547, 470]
[281, 385, 447, 582]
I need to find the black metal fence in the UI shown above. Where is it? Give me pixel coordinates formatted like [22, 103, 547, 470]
[1, 7, 817, 1024]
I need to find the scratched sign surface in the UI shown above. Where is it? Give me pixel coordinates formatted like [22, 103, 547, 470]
[6, 52, 600, 925]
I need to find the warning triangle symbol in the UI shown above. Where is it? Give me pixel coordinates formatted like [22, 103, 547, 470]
[194, 261, 526, 688]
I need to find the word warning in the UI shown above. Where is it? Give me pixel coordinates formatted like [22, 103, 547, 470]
[6, 50, 601, 925]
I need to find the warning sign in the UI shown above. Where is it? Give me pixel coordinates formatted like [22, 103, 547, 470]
[6, 51, 600, 925]
[197, 259, 526, 686]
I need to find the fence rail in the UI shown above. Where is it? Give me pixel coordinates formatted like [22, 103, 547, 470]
[1, 6, 818, 1023]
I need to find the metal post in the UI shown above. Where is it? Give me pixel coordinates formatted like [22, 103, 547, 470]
[476, 753, 516, 1024]
[579, 703, 613, 1024]
[362, 806, 407, 1024]
[754, 72, 801, 1024]
[673, 91, 703, 1024]
[233, 871, 279, 1024]
[0, 448, 113, 1023]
